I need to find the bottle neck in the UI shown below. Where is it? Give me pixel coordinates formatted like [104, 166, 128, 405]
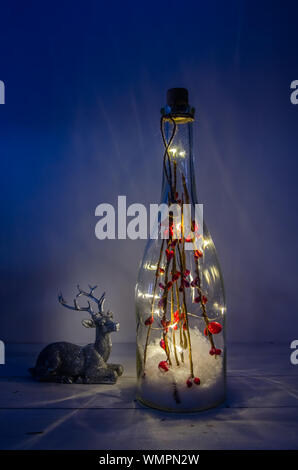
[161, 118, 197, 205]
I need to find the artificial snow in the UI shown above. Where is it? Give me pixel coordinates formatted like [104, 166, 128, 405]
[138, 327, 224, 411]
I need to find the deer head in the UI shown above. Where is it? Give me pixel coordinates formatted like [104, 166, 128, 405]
[58, 285, 120, 333]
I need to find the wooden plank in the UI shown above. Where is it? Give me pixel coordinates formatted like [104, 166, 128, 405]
[0, 376, 137, 409]
[0, 407, 297, 450]
[1, 375, 298, 409]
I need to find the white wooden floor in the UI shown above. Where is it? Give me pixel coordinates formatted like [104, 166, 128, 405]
[0, 343, 297, 450]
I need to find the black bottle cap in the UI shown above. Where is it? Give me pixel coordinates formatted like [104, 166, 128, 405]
[162, 88, 194, 121]
[166, 88, 189, 107]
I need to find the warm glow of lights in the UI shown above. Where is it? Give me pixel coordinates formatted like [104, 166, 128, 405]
[203, 238, 211, 248]
[204, 269, 211, 285]
[144, 262, 158, 271]
[210, 265, 219, 281]
[169, 147, 186, 158]
[213, 302, 226, 315]
[138, 292, 160, 300]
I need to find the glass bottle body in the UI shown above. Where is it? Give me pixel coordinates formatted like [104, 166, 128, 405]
[135, 110, 226, 412]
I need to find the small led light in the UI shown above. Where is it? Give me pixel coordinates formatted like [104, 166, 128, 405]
[138, 292, 160, 299]
[203, 238, 211, 248]
[144, 263, 158, 271]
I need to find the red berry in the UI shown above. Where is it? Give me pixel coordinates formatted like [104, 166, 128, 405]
[194, 249, 203, 259]
[166, 249, 174, 261]
[160, 339, 165, 350]
[186, 379, 192, 388]
[208, 322, 222, 335]
[192, 221, 199, 232]
[144, 316, 154, 326]
[202, 295, 208, 304]
[158, 360, 169, 372]
[166, 281, 173, 289]
[194, 377, 200, 385]
[159, 283, 165, 290]
[161, 319, 170, 332]
[179, 286, 184, 292]
[215, 348, 222, 356]
[184, 269, 190, 277]
[174, 310, 180, 321]
[172, 273, 179, 282]
[209, 347, 216, 355]
[159, 268, 165, 274]
[194, 296, 201, 303]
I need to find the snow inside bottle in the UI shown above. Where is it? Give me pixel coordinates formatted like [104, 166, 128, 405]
[135, 88, 226, 411]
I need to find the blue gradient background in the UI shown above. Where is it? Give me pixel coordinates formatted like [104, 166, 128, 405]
[1, 0, 298, 344]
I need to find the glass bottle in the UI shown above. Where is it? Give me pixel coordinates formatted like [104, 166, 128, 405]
[135, 88, 226, 412]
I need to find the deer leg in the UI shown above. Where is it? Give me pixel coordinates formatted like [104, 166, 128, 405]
[107, 363, 124, 376]
[56, 375, 74, 384]
[83, 366, 118, 384]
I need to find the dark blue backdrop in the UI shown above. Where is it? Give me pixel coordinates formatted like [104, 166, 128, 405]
[1, 0, 298, 344]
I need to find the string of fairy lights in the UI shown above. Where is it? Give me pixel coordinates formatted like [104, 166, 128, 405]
[139, 117, 224, 392]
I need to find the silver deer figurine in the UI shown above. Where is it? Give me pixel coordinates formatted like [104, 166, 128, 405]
[29, 285, 123, 384]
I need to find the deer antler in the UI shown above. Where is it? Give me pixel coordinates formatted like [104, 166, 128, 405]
[76, 285, 106, 314]
[58, 292, 94, 316]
